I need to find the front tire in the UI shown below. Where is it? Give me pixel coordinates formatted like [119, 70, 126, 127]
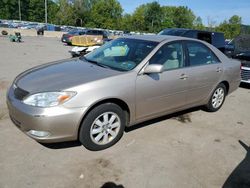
[79, 103, 125, 151]
[205, 83, 227, 112]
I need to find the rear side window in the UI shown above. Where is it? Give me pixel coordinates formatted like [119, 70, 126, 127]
[93, 30, 99, 35]
[186, 42, 220, 66]
[86, 30, 93, 35]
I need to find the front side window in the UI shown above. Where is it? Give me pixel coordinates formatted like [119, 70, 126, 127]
[79, 31, 86, 35]
[149, 42, 184, 71]
[83, 38, 158, 71]
[186, 42, 220, 66]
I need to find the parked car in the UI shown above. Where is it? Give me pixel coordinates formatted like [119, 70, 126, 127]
[7, 35, 241, 151]
[236, 52, 250, 84]
[69, 45, 101, 57]
[20, 23, 38, 30]
[61, 29, 109, 45]
[61, 29, 85, 45]
[36, 25, 46, 35]
[225, 35, 250, 84]
[84, 29, 109, 40]
[159, 28, 225, 52]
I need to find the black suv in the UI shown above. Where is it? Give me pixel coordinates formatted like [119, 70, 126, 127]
[225, 35, 250, 84]
[159, 28, 225, 52]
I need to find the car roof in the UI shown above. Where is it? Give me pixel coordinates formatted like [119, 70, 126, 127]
[122, 34, 193, 43]
[161, 28, 224, 35]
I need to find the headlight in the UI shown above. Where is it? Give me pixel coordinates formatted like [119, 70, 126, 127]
[23, 91, 76, 107]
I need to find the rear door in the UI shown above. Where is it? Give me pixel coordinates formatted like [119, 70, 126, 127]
[184, 41, 223, 105]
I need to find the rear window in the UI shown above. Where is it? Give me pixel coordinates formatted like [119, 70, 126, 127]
[186, 41, 220, 66]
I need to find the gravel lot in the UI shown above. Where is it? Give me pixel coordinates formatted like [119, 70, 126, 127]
[0, 36, 249, 188]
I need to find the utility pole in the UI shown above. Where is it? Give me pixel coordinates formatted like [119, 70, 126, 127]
[45, 0, 48, 24]
[18, 0, 21, 21]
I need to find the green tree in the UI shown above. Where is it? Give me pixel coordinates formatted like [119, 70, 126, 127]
[120, 13, 133, 31]
[87, 0, 123, 29]
[172, 6, 195, 28]
[130, 5, 147, 32]
[28, 0, 45, 22]
[0, 0, 29, 21]
[228, 15, 242, 37]
[55, 0, 75, 25]
[193, 16, 205, 30]
[0, 0, 58, 23]
[144, 1, 163, 32]
[73, 0, 96, 26]
[161, 6, 175, 29]
[130, 2, 163, 33]
[216, 15, 242, 39]
[47, 0, 59, 24]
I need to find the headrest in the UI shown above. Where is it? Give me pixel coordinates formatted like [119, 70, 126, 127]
[165, 47, 177, 60]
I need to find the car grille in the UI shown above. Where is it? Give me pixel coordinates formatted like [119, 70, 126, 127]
[14, 86, 29, 100]
[241, 68, 250, 81]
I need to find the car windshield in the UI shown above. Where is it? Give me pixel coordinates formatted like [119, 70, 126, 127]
[82, 38, 158, 71]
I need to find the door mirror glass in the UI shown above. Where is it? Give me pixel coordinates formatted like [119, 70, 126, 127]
[144, 64, 164, 74]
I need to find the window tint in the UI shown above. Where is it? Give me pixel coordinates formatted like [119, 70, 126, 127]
[79, 31, 86, 35]
[186, 42, 220, 66]
[149, 42, 184, 70]
[68, 30, 78, 34]
[92, 30, 98, 35]
[86, 30, 93, 35]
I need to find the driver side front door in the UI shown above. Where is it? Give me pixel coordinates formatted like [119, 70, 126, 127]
[135, 42, 188, 121]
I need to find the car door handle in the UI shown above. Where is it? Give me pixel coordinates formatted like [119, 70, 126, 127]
[179, 74, 188, 80]
[216, 67, 222, 73]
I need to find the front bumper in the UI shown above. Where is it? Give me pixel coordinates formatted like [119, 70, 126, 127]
[62, 38, 71, 44]
[241, 66, 250, 84]
[7, 86, 87, 143]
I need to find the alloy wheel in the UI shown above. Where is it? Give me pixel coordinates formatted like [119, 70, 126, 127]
[90, 112, 121, 145]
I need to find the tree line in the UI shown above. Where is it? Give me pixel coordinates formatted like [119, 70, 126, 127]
[0, 0, 249, 39]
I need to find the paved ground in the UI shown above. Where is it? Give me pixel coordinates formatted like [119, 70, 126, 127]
[0, 36, 249, 188]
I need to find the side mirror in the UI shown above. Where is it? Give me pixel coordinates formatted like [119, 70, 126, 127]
[143, 64, 164, 74]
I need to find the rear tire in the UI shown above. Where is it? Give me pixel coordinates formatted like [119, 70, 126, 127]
[205, 83, 227, 112]
[79, 103, 125, 151]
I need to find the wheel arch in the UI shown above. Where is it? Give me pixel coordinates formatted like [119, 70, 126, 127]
[77, 98, 131, 139]
[220, 80, 229, 94]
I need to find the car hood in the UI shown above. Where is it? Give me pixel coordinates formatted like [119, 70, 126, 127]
[15, 58, 122, 93]
[234, 52, 250, 61]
